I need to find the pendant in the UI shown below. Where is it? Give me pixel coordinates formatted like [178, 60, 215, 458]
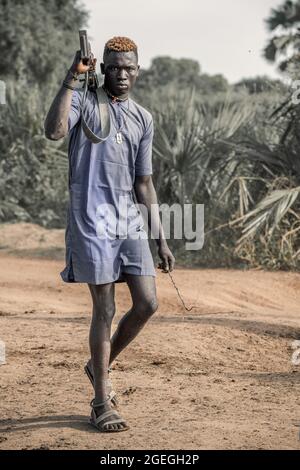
[116, 132, 123, 144]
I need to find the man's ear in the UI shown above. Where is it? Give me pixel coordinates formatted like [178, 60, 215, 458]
[136, 64, 140, 78]
[100, 62, 105, 75]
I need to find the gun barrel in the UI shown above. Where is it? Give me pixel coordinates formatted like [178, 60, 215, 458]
[79, 30, 89, 59]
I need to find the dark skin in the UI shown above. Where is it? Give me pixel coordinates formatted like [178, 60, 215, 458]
[101, 49, 140, 99]
[44, 48, 175, 431]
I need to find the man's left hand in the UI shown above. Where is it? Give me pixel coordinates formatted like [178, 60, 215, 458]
[157, 243, 175, 273]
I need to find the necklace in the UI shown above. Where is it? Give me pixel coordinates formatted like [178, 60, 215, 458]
[102, 86, 130, 144]
[102, 85, 128, 102]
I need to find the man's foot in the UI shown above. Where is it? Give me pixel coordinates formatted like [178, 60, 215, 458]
[90, 397, 129, 432]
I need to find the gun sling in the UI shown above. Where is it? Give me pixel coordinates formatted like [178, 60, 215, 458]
[81, 72, 111, 144]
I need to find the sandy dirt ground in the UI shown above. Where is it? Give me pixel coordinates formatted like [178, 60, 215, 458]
[0, 223, 300, 450]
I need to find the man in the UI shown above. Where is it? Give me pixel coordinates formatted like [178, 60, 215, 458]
[44, 36, 175, 433]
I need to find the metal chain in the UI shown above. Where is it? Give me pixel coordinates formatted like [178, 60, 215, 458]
[166, 269, 236, 317]
[156, 195, 240, 315]
[111, 97, 130, 133]
[167, 270, 197, 312]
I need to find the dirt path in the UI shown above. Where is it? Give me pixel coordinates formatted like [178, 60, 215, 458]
[0, 224, 300, 449]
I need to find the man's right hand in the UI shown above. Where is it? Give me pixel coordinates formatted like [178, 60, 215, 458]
[70, 50, 97, 75]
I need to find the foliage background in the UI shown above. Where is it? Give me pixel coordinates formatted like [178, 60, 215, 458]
[1, 0, 300, 270]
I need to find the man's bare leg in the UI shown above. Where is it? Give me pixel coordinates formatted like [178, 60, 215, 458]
[86, 275, 158, 397]
[109, 274, 158, 365]
[88, 282, 128, 430]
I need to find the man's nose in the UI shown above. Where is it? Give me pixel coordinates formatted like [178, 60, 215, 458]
[117, 68, 127, 80]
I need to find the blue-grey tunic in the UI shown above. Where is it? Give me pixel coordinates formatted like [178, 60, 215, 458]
[60, 88, 156, 285]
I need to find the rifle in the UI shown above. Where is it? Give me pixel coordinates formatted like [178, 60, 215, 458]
[78, 30, 111, 144]
[79, 29, 99, 90]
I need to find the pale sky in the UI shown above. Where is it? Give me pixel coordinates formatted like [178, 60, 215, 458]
[82, 0, 283, 83]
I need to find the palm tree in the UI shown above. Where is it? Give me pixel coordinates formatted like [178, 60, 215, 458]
[152, 87, 256, 207]
[154, 85, 300, 268]
[224, 117, 300, 266]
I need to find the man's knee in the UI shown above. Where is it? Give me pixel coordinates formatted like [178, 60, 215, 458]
[139, 297, 159, 317]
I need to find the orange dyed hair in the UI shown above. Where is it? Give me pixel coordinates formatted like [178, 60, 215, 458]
[103, 36, 138, 61]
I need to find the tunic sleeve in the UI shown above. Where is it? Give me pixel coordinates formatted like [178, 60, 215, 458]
[134, 118, 154, 176]
[68, 89, 82, 132]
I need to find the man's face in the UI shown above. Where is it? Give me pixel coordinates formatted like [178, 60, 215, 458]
[101, 51, 139, 97]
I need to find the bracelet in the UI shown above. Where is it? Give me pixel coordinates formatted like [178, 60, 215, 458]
[62, 81, 75, 91]
[68, 69, 80, 81]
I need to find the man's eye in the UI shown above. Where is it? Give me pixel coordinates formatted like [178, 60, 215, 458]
[108, 66, 136, 73]
[119, 67, 135, 75]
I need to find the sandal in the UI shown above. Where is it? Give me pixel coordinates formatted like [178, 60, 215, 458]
[90, 397, 129, 433]
[84, 363, 118, 407]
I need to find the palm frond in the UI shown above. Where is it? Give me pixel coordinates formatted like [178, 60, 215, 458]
[237, 186, 300, 245]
